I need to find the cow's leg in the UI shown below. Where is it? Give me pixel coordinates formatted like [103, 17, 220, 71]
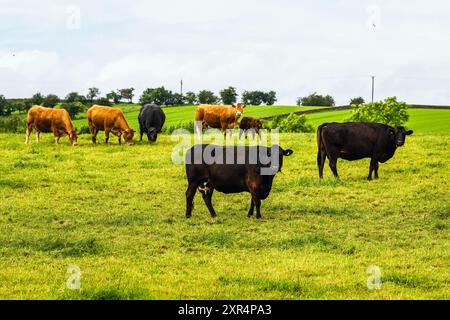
[369, 158, 379, 180]
[117, 133, 122, 145]
[140, 130, 144, 142]
[185, 181, 199, 218]
[25, 125, 32, 144]
[36, 131, 40, 143]
[253, 195, 262, 219]
[247, 198, 255, 218]
[104, 128, 110, 144]
[317, 147, 327, 179]
[91, 128, 98, 144]
[201, 189, 216, 218]
[328, 156, 339, 178]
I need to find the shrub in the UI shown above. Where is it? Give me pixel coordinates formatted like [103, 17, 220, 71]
[348, 96, 409, 127]
[163, 121, 195, 134]
[0, 95, 14, 116]
[95, 97, 112, 106]
[42, 94, 60, 108]
[0, 116, 26, 133]
[60, 102, 85, 119]
[277, 114, 314, 133]
[297, 92, 335, 106]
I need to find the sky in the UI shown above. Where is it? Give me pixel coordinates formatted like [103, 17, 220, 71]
[1, 0, 450, 105]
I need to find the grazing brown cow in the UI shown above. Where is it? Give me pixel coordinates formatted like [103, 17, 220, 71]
[194, 103, 245, 137]
[26, 105, 79, 145]
[239, 117, 263, 139]
[87, 105, 135, 145]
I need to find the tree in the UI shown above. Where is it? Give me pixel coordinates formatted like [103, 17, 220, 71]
[87, 87, 100, 102]
[297, 92, 335, 106]
[242, 91, 264, 105]
[106, 91, 121, 104]
[65, 92, 86, 104]
[119, 88, 135, 103]
[139, 87, 173, 106]
[197, 90, 219, 104]
[220, 86, 238, 104]
[42, 94, 60, 108]
[60, 102, 85, 119]
[263, 91, 277, 105]
[0, 95, 13, 116]
[30, 92, 44, 106]
[95, 97, 112, 106]
[184, 91, 197, 105]
[170, 93, 185, 105]
[350, 97, 365, 105]
[348, 97, 409, 127]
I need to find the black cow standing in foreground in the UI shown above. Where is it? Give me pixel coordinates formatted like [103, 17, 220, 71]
[185, 144, 294, 219]
[138, 104, 166, 142]
[317, 122, 413, 180]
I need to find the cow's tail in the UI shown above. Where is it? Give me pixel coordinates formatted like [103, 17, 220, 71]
[316, 123, 327, 178]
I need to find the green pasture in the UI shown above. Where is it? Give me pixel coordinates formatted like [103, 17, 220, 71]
[0, 126, 448, 299]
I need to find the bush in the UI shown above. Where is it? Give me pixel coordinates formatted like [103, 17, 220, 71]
[60, 102, 85, 119]
[0, 116, 26, 133]
[95, 97, 112, 106]
[348, 96, 409, 127]
[77, 125, 91, 134]
[42, 94, 60, 108]
[162, 121, 195, 134]
[297, 92, 335, 106]
[0, 95, 14, 116]
[277, 114, 314, 133]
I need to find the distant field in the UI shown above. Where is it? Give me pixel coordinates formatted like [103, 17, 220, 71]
[305, 109, 450, 134]
[70, 104, 450, 135]
[72, 105, 324, 130]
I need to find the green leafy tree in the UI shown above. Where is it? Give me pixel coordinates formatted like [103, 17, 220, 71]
[60, 102, 85, 119]
[87, 87, 100, 102]
[0, 95, 13, 116]
[297, 92, 335, 106]
[30, 92, 44, 106]
[140, 87, 173, 106]
[242, 91, 263, 105]
[197, 90, 218, 104]
[170, 93, 185, 105]
[42, 94, 60, 108]
[65, 92, 86, 104]
[219, 86, 238, 104]
[184, 91, 197, 105]
[348, 96, 409, 127]
[119, 88, 135, 103]
[106, 91, 121, 104]
[263, 91, 277, 105]
[350, 97, 365, 105]
[95, 97, 112, 106]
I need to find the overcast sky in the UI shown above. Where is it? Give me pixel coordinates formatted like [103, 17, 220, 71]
[1, 0, 450, 105]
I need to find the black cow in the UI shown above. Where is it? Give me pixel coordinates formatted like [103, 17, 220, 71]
[138, 104, 166, 142]
[185, 144, 294, 219]
[317, 122, 413, 180]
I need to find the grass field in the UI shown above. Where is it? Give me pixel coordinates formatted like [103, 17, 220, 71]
[71, 104, 325, 130]
[0, 119, 449, 298]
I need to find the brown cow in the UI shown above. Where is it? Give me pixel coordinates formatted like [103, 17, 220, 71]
[239, 117, 263, 139]
[194, 103, 245, 137]
[26, 105, 79, 145]
[87, 105, 135, 145]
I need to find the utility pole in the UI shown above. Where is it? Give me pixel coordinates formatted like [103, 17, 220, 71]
[180, 79, 183, 97]
[371, 76, 375, 104]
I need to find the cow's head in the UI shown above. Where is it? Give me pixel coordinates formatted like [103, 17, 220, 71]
[232, 103, 246, 118]
[391, 126, 413, 147]
[123, 129, 135, 145]
[69, 130, 79, 146]
[147, 127, 158, 142]
[264, 145, 294, 174]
